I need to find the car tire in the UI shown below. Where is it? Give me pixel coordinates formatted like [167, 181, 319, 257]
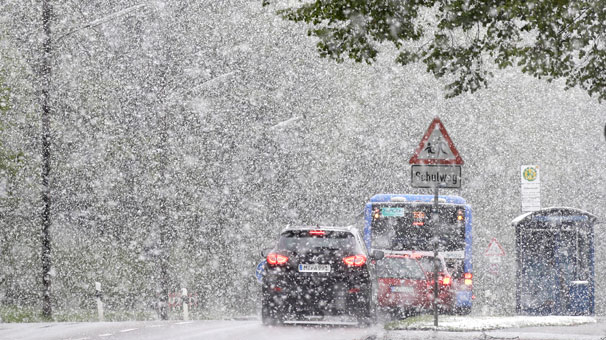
[261, 289, 281, 326]
[261, 302, 278, 326]
[456, 306, 471, 315]
[356, 288, 376, 327]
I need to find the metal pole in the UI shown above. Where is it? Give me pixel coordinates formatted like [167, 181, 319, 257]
[432, 185, 439, 327]
[41, 0, 53, 320]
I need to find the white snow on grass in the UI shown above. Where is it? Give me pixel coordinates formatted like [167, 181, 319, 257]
[387, 315, 597, 331]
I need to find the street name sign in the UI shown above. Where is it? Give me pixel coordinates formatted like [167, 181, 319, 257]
[411, 165, 461, 188]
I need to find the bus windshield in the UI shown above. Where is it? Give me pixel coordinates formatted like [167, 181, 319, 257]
[371, 203, 465, 251]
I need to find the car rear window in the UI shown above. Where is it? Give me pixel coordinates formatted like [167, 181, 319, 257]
[445, 258, 464, 278]
[378, 257, 426, 279]
[417, 256, 445, 273]
[278, 230, 356, 252]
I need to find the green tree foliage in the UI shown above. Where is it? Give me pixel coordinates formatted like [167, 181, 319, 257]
[0, 74, 22, 176]
[263, 0, 606, 100]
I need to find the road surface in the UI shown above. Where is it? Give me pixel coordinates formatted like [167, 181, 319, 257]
[2, 317, 606, 340]
[0, 319, 382, 340]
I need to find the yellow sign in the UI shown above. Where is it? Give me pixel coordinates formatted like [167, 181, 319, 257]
[522, 167, 538, 182]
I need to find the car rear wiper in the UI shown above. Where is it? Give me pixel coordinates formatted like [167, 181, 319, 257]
[310, 246, 341, 251]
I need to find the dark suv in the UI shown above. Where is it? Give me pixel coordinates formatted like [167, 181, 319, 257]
[261, 226, 383, 325]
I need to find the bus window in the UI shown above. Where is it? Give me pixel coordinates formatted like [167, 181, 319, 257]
[371, 204, 465, 252]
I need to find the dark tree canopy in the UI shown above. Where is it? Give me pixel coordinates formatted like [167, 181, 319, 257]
[263, 0, 606, 100]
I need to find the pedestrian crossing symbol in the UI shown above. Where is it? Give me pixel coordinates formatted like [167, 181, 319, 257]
[409, 117, 463, 165]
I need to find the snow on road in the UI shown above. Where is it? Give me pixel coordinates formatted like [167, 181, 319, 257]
[1, 316, 605, 340]
[388, 315, 597, 331]
[0, 319, 381, 340]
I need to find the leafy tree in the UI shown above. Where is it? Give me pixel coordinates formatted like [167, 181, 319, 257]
[263, 0, 606, 100]
[0, 73, 22, 179]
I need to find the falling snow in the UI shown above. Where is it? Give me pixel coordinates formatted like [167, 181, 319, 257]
[0, 0, 605, 330]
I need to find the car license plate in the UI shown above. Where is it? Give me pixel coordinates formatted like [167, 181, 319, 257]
[298, 264, 331, 273]
[391, 286, 414, 294]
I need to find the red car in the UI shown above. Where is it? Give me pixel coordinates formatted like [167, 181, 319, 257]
[377, 254, 431, 317]
[377, 251, 455, 317]
[405, 251, 455, 313]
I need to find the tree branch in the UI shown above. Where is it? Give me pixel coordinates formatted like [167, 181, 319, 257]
[55, 3, 149, 43]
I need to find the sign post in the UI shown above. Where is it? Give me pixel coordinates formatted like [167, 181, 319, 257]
[182, 288, 189, 321]
[484, 238, 505, 314]
[95, 282, 104, 322]
[409, 117, 463, 327]
[485, 237, 506, 274]
[255, 260, 266, 284]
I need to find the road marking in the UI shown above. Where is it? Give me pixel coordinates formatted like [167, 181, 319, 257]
[120, 328, 138, 333]
[98, 334, 112, 337]
[175, 321, 193, 325]
[194, 322, 258, 337]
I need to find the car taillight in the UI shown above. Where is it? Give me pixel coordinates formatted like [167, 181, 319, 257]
[441, 276, 451, 286]
[308, 230, 325, 236]
[267, 253, 289, 265]
[464, 272, 473, 285]
[343, 254, 367, 267]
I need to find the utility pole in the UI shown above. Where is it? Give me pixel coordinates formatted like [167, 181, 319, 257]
[40, 0, 53, 320]
[432, 185, 440, 327]
[37, 1, 150, 320]
[156, 61, 172, 321]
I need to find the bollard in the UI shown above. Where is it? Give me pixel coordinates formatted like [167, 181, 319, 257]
[182, 288, 189, 321]
[95, 282, 104, 322]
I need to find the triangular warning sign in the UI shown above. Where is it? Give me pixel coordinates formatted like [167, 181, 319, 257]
[485, 238, 505, 256]
[409, 117, 464, 165]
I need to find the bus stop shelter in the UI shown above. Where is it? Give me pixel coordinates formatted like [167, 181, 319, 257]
[513, 207, 597, 316]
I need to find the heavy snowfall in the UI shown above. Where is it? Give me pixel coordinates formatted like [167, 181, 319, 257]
[0, 1, 605, 338]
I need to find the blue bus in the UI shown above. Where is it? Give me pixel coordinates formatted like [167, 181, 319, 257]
[364, 194, 473, 313]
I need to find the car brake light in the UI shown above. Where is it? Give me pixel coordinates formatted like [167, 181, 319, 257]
[343, 254, 367, 267]
[267, 253, 289, 265]
[309, 230, 325, 236]
[441, 276, 451, 286]
[464, 272, 473, 285]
